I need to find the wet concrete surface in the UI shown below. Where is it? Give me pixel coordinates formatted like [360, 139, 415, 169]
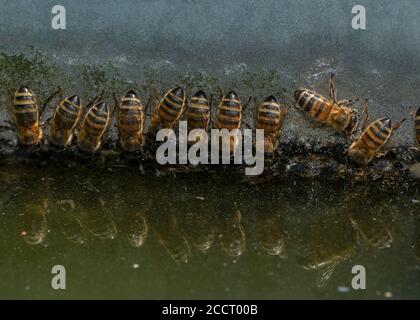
[1, 1, 420, 148]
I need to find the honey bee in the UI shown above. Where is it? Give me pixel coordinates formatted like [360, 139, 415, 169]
[215, 90, 242, 152]
[257, 213, 287, 257]
[186, 90, 211, 144]
[294, 74, 359, 137]
[149, 87, 185, 132]
[21, 199, 48, 245]
[350, 210, 393, 249]
[414, 107, 420, 146]
[348, 100, 405, 166]
[185, 213, 215, 254]
[115, 90, 144, 152]
[49, 94, 82, 150]
[84, 199, 117, 240]
[125, 213, 148, 248]
[56, 200, 86, 245]
[157, 214, 190, 263]
[9, 85, 42, 149]
[255, 96, 288, 155]
[219, 208, 246, 257]
[77, 99, 110, 155]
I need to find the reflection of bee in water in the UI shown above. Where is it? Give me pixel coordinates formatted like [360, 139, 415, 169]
[185, 213, 215, 254]
[348, 100, 405, 166]
[149, 87, 185, 132]
[56, 199, 86, 244]
[294, 74, 359, 137]
[255, 96, 288, 155]
[49, 93, 82, 150]
[350, 211, 393, 249]
[186, 90, 211, 145]
[126, 213, 148, 248]
[21, 199, 48, 245]
[115, 90, 144, 152]
[157, 215, 190, 263]
[84, 199, 117, 240]
[256, 214, 287, 257]
[77, 99, 111, 155]
[220, 208, 246, 257]
[296, 213, 356, 287]
[299, 245, 355, 288]
[215, 90, 242, 152]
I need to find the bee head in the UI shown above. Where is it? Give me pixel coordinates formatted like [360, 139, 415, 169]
[345, 110, 360, 135]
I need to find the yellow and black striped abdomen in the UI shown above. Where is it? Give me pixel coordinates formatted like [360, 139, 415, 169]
[13, 85, 39, 126]
[13, 85, 42, 147]
[415, 107, 420, 145]
[84, 103, 109, 136]
[156, 87, 185, 128]
[186, 90, 210, 131]
[216, 90, 242, 130]
[294, 89, 332, 123]
[49, 95, 81, 147]
[359, 118, 392, 151]
[77, 101, 109, 153]
[117, 90, 144, 152]
[256, 96, 282, 134]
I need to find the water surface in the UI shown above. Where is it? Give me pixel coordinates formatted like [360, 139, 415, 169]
[0, 165, 419, 299]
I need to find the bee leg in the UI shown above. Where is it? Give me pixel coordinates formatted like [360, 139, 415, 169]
[310, 122, 325, 129]
[242, 96, 253, 113]
[40, 117, 52, 127]
[337, 98, 359, 107]
[0, 125, 13, 131]
[40, 87, 62, 117]
[216, 86, 224, 101]
[392, 118, 406, 131]
[329, 73, 337, 104]
[362, 99, 370, 131]
[242, 120, 253, 129]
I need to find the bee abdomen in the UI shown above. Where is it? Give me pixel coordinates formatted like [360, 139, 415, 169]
[256, 96, 282, 133]
[77, 101, 109, 153]
[49, 95, 82, 147]
[117, 91, 144, 152]
[53, 95, 81, 130]
[216, 90, 241, 130]
[187, 90, 210, 130]
[294, 89, 331, 122]
[157, 87, 185, 128]
[415, 107, 420, 145]
[13, 85, 38, 125]
[361, 118, 392, 150]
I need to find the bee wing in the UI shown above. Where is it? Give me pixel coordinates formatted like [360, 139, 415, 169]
[316, 263, 337, 288]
